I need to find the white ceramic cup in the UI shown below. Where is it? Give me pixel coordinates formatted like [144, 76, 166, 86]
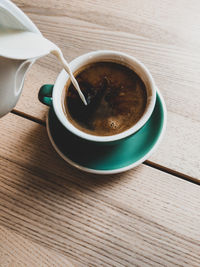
[39, 50, 157, 143]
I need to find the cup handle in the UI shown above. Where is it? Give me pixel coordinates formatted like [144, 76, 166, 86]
[38, 84, 54, 106]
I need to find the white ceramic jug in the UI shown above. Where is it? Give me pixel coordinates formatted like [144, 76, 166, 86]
[0, 0, 42, 118]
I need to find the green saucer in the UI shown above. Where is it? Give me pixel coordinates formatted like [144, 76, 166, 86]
[46, 90, 166, 174]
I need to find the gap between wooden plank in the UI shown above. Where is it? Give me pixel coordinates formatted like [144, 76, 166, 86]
[144, 161, 199, 186]
[12, 109, 46, 126]
[11, 109, 199, 186]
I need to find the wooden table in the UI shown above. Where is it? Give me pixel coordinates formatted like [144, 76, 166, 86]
[1, 0, 200, 266]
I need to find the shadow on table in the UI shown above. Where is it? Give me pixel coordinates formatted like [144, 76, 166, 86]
[21, 121, 142, 187]
[1, 122, 143, 264]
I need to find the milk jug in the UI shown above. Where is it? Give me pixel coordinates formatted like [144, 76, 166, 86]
[0, 0, 42, 117]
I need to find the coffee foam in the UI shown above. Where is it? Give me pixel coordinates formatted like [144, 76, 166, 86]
[64, 62, 147, 136]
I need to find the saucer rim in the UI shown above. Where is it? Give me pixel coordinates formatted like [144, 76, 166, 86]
[46, 88, 167, 174]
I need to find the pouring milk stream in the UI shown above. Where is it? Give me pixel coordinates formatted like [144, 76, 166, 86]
[0, 29, 87, 105]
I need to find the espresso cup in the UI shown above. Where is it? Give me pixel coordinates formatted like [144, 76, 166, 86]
[39, 50, 157, 144]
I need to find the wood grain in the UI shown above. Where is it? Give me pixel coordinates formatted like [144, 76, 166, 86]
[0, 225, 74, 267]
[1, 1, 200, 265]
[11, 0, 200, 179]
[0, 113, 200, 266]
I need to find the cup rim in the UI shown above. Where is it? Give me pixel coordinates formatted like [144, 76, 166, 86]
[53, 50, 156, 143]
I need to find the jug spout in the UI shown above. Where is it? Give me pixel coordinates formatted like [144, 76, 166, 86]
[0, 57, 33, 118]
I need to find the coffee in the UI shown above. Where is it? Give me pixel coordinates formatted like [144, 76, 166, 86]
[63, 62, 147, 136]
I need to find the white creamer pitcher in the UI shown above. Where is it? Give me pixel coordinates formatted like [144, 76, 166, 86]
[0, 0, 87, 117]
[0, 0, 41, 118]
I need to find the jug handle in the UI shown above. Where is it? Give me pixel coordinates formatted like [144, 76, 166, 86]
[14, 59, 33, 97]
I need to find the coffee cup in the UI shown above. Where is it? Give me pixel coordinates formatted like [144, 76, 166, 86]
[38, 50, 157, 144]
